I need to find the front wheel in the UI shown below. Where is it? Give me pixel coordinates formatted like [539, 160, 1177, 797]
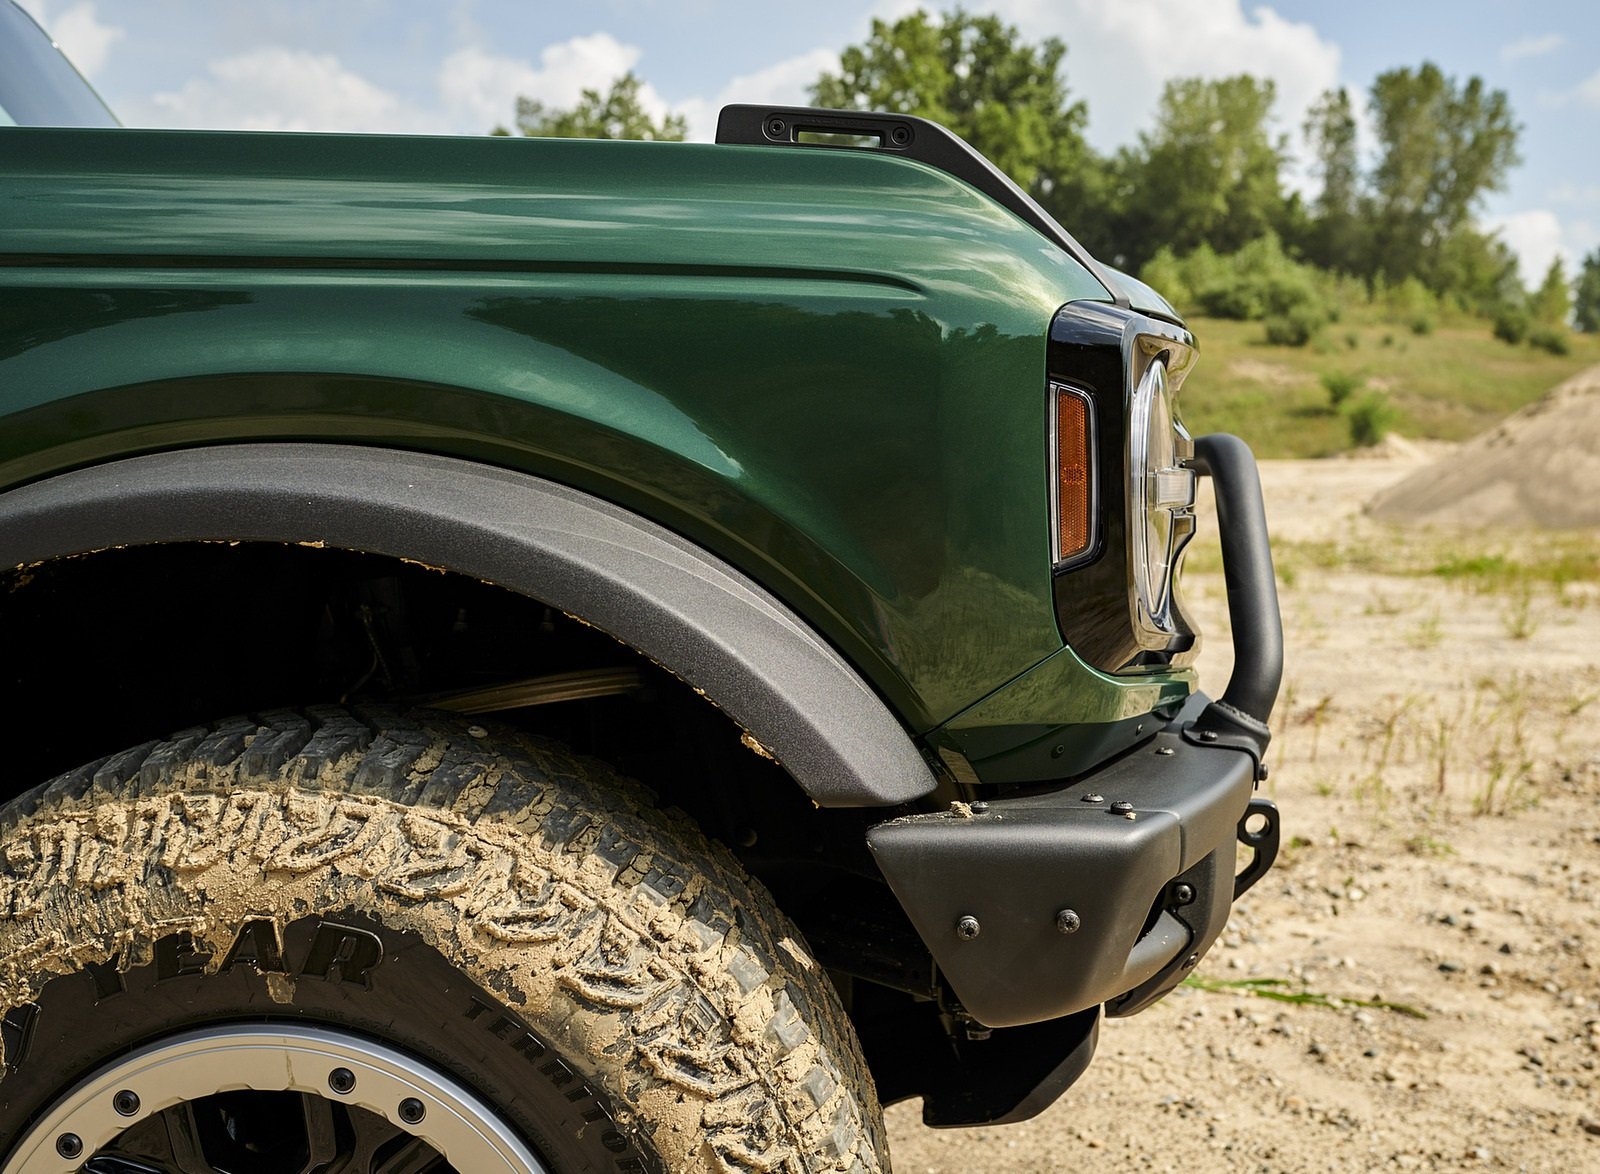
[0, 708, 886, 1173]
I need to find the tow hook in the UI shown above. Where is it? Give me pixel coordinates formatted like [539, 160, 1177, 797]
[1233, 797, 1279, 899]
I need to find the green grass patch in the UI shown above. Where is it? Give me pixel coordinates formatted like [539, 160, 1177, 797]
[1183, 975, 1428, 1019]
[1178, 308, 1600, 458]
[1429, 541, 1600, 591]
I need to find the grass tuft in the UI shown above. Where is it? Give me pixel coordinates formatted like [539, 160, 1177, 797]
[1183, 976, 1429, 1019]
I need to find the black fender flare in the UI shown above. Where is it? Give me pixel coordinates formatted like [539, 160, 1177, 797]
[0, 443, 937, 807]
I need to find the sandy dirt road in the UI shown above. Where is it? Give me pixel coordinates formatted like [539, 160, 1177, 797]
[886, 450, 1600, 1172]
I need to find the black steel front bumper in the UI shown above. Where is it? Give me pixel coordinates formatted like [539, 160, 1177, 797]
[867, 433, 1282, 1119]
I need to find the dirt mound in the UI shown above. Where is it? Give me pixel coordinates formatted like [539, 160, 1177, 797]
[1368, 365, 1600, 528]
[1337, 431, 1437, 462]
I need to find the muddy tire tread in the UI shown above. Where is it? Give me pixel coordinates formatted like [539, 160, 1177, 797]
[0, 706, 886, 1173]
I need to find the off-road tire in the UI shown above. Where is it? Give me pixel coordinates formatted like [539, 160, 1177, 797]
[0, 706, 886, 1172]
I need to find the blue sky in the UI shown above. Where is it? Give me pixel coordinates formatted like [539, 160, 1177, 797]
[18, 0, 1599, 288]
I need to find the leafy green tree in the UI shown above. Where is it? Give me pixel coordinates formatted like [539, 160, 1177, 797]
[1114, 76, 1288, 268]
[1530, 256, 1571, 327]
[1301, 87, 1366, 272]
[809, 8, 1106, 246]
[1430, 226, 1523, 314]
[1574, 249, 1600, 333]
[1367, 63, 1519, 288]
[496, 73, 686, 140]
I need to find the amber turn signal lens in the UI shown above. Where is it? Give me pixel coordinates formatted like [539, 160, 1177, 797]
[1056, 388, 1092, 560]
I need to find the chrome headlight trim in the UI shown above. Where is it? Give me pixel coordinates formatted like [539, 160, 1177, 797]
[1128, 357, 1196, 645]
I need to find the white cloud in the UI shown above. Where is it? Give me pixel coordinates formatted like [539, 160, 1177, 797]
[1550, 182, 1600, 207]
[439, 35, 666, 135]
[679, 48, 840, 142]
[141, 48, 442, 134]
[1578, 69, 1600, 108]
[992, 0, 1340, 156]
[1500, 33, 1565, 63]
[14, 1, 123, 79]
[1540, 68, 1600, 110]
[1486, 208, 1568, 287]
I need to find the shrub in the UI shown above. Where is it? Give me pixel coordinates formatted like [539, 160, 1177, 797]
[1263, 303, 1324, 347]
[1320, 370, 1363, 408]
[1145, 233, 1333, 330]
[1345, 391, 1397, 447]
[1345, 331, 1360, 350]
[1139, 246, 1191, 314]
[1410, 314, 1434, 336]
[1529, 326, 1570, 355]
[1385, 275, 1437, 325]
[1493, 307, 1530, 345]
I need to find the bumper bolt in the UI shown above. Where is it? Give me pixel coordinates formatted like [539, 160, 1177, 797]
[1156, 746, 1175, 756]
[1081, 793, 1104, 804]
[113, 1088, 141, 1116]
[1056, 908, 1082, 934]
[1109, 800, 1134, 814]
[1173, 883, 1196, 906]
[1183, 953, 1200, 969]
[329, 1067, 357, 1095]
[56, 1134, 83, 1160]
[970, 800, 989, 814]
[398, 1097, 427, 1125]
[1200, 730, 1219, 743]
[956, 915, 981, 940]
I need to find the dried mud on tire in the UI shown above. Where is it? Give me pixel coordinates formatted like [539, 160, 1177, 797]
[0, 707, 886, 1173]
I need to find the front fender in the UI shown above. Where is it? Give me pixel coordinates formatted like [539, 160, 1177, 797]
[0, 443, 938, 808]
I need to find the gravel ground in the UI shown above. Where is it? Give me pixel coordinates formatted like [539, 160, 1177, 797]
[886, 447, 1600, 1172]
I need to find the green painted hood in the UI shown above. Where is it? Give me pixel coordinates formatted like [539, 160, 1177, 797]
[2, 128, 1111, 308]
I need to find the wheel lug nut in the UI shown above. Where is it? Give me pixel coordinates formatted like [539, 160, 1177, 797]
[398, 1097, 426, 1125]
[329, 1067, 357, 1094]
[56, 1133, 83, 1159]
[113, 1088, 141, 1116]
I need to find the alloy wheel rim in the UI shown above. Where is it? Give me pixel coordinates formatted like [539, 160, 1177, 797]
[6, 1024, 548, 1173]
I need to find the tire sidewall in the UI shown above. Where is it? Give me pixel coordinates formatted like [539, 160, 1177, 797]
[0, 912, 658, 1173]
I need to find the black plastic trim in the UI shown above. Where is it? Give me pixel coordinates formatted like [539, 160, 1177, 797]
[867, 704, 1254, 1028]
[715, 104, 1127, 307]
[0, 444, 938, 808]
[924, 1009, 1099, 1127]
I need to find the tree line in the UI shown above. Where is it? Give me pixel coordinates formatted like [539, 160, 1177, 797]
[496, 8, 1599, 339]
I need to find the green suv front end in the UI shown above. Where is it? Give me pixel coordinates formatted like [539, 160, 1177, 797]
[0, 10, 1282, 1167]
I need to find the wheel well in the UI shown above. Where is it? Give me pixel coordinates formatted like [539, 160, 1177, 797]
[2, 545, 928, 964]
[0, 444, 935, 807]
[3, 542, 808, 815]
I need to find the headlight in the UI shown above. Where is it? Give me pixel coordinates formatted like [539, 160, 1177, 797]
[1128, 358, 1195, 644]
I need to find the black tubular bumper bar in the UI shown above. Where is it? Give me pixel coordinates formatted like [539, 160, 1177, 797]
[1186, 433, 1284, 757]
[869, 432, 1283, 1050]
